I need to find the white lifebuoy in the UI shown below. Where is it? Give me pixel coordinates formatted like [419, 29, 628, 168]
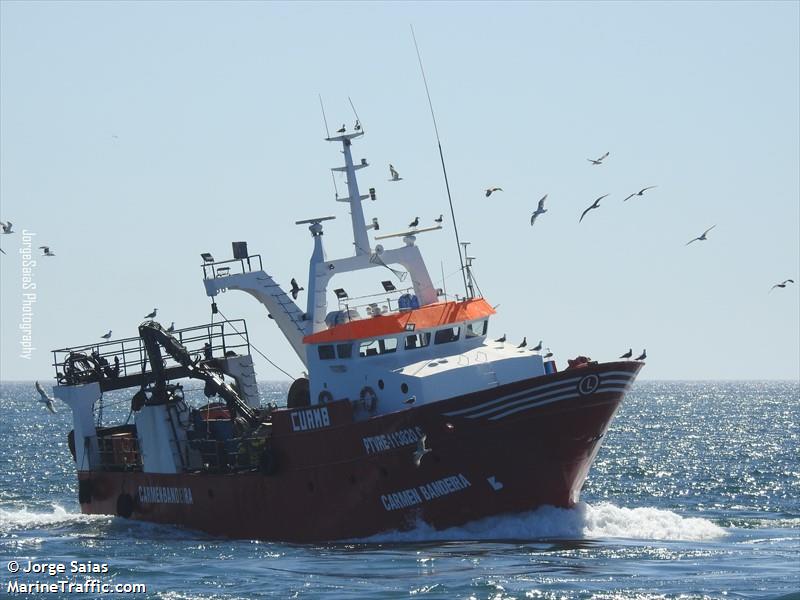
[359, 386, 378, 411]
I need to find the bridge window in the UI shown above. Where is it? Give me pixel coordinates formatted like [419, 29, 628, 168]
[434, 326, 461, 345]
[318, 345, 335, 360]
[336, 343, 353, 359]
[405, 332, 431, 350]
[466, 320, 488, 338]
[359, 337, 398, 357]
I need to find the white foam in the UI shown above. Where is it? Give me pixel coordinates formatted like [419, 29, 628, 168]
[0, 504, 108, 533]
[359, 502, 726, 543]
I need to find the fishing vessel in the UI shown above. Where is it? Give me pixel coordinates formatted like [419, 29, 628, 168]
[51, 126, 643, 542]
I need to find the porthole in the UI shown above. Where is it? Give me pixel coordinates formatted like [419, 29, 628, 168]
[400, 383, 409, 394]
[378, 379, 385, 390]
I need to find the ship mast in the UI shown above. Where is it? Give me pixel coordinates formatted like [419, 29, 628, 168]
[329, 130, 371, 256]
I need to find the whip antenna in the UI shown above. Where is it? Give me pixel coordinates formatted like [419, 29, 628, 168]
[411, 25, 469, 297]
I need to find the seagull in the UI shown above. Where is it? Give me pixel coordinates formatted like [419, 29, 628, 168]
[435, 214, 443, 224]
[389, 164, 402, 181]
[167, 322, 175, 333]
[532, 340, 543, 352]
[530, 194, 548, 226]
[517, 337, 527, 349]
[494, 334, 506, 343]
[620, 348, 633, 359]
[587, 151, 610, 165]
[39, 246, 55, 256]
[1, 221, 12, 234]
[101, 330, 112, 340]
[290, 278, 304, 300]
[543, 348, 553, 359]
[354, 119, 361, 131]
[770, 279, 795, 291]
[370, 217, 380, 231]
[579, 194, 609, 223]
[144, 308, 158, 319]
[408, 216, 419, 228]
[336, 124, 346, 134]
[403, 396, 416, 405]
[412, 434, 431, 467]
[485, 187, 503, 197]
[623, 186, 658, 202]
[686, 225, 716, 246]
[35, 381, 56, 414]
[635, 349, 647, 361]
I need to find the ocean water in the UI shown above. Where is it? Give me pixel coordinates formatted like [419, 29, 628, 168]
[0, 380, 797, 599]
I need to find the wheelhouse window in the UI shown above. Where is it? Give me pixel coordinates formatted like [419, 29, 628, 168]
[317, 345, 335, 360]
[404, 331, 431, 350]
[336, 343, 353, 359]
[466, 320, 488, 338]
[434, 326, 461, 345]
[359, 337, 398, 357]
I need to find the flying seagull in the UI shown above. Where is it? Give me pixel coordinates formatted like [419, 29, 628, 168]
[623, 186, 658, 202]
[580, 194, 609, 223]
[336, 124, 346, 134]
[530, 194, 548, 226]
[635, 349, 647, 361]
[517, 337, 527, 349]
[389, 164, 402, 181]
[39, 246, 55, 256]
[686, 225, 716, 246]
[412, 434, 431, 467]
[495, 334, 506, 343]
[290, 278, 304, 300]
[770, 279, 795, 292]
[35, 381, 56, 414]
[167, 322, 175, 333]
[587, 151, 609, 165]
[144, 308, 158, 319]
[532, 340, 543, 352]
[1, 221, 12, 234]
[101, 330, 112, 340]
[620, 348, 633, 359]
[434, 214, 443, 224]
[485, 187, 503, 197]
[408, 216, 419, 228]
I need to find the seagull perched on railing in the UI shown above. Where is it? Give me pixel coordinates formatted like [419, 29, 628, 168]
[485, 187, 503, 197]
[770, 279, 794, 292]
[354, 119, 361, 131]
[412, 435, 431, 467]
[517, 337, 527, 349]
[620, 348, 633, 359]
[635, 349, 647, 361]
[1, 221, 12, 234]
[543, 348, 553, 359]
[587, 151, 609, 165]
[101, 330, 112, 340]
[530, 194, 548, 226]
[435, 214, 443, 224]
[494, 334, 506, 344]
[623, 186, 657, 202]
[144, 308, 158, 319]
[408, 216, 419, 228]
[580, 194, 609, 223]
[35, 381, 56, 414]
[39, 246, 55, 256]
[167, 322, 175, 333]
[389, 164, 402, 182]
[290, 278, 304, 300]
[531, 340, 543, 352]
[336, 124, 346, 134]
[686, 225, 716, 246]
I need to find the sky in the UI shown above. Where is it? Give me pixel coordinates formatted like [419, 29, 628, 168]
[1, 1, 798, 382]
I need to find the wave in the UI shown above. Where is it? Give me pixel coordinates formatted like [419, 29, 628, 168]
[359, 502, 727, 543]
[0, 504, 108, 534]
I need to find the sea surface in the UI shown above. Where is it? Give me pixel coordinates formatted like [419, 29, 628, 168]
[0, 380, 797, 599]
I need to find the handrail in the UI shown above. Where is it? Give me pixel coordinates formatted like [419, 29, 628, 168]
[202, 254, 263, 280]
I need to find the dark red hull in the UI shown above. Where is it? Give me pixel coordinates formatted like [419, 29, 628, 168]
[77, 361, 642, 542]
